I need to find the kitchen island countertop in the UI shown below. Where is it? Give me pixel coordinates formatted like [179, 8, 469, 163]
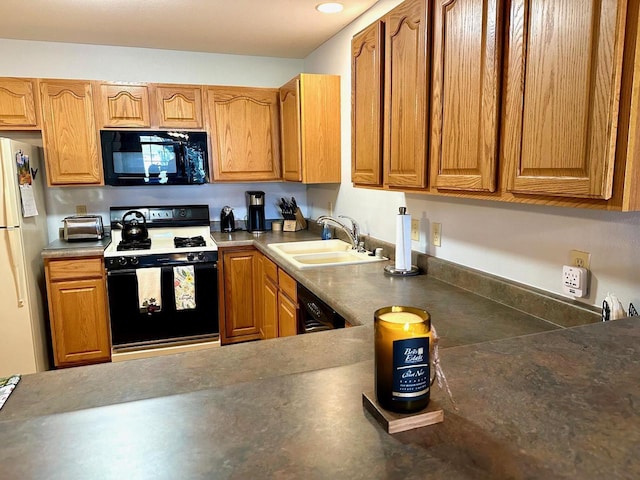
[0, 316, 637, 479]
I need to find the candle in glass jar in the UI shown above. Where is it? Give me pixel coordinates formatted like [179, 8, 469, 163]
[374, 306, 432, 413]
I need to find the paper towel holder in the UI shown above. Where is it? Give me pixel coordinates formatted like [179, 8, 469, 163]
[384, 206, 421, 276]
[384, 264, 421, 276]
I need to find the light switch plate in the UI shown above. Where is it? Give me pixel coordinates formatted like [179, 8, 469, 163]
[411, 219, 419, 241]
[432, 223, 442, 247]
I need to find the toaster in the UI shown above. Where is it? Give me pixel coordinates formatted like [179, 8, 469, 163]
[62, 215, 104, 241]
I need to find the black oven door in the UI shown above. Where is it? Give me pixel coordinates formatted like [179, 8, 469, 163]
[107, 262, 219, 349]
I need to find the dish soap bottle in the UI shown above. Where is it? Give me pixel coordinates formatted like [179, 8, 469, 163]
[321, 221, 332, 240]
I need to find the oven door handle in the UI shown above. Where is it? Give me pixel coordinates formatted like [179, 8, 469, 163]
[107, 269, 138, 276]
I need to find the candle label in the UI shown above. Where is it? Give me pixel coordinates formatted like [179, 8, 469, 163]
[392, 338, 430, 400]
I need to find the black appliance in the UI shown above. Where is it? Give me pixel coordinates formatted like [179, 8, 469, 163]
[104, 205, 219, 350]
[101, 130, 209, 186]
[246, 190, 266, 232]
[297, 284, 346, 333]
[220, 206, 235, 232]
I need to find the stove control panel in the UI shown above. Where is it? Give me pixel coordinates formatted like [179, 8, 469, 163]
[105, 251, 218, 270]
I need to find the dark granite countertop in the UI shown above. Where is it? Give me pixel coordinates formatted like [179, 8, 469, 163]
[17, 230, 632, 477]
[0, 318, 637, 479]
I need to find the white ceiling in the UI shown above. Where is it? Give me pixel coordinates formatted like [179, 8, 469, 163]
[0, 0, 379, 59]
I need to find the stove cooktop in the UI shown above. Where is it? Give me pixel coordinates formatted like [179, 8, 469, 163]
[105, 205, 217, 259]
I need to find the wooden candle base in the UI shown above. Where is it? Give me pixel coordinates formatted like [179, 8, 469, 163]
[362, 391, 444, 434]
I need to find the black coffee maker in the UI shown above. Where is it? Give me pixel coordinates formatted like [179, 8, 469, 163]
[246, 191, 266, 233]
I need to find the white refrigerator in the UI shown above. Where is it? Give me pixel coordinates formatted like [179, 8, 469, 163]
[0, 137, 50, 376]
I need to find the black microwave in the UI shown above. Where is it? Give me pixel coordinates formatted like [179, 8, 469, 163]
[101, 130, 209, 186]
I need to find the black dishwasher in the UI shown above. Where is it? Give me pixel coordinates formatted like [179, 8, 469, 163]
[297, 284, 346, 333]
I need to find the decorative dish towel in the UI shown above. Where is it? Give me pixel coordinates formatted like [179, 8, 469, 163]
[136, 268, 162, 314]
[174, 265, 196, 311]
[0, 375, 21, 411]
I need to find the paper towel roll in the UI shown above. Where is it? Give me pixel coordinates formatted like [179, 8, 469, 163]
[395, 209, 412, 271]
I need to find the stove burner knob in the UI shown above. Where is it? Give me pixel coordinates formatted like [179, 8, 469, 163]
[187, 253, 195, 261]
[130, 257, 139, 266]
[118, 256, 128, 266]
[197, 252, 205, 261]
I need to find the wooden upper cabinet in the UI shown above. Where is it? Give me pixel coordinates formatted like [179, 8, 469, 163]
[40, 80, 103, 186]
[154, 84, 203, 129]
[279, 73, 341, 184]
[383, 0, 429, 189]
[97, 83, 151, 128]
[351, 21, 384, 186]
[206, 86, 281, 181]
[430, 0, 501, 192]
[502, 0, 627, 199]
[0, 78, 40, 128]
[280, 78, 303, 182]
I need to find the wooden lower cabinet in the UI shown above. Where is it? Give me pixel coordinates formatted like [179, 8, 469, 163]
[219, 247, 298, 345]
[44, 257, 111, 367]
[260, 254, 298, 339]
[219, 247, 262, 345]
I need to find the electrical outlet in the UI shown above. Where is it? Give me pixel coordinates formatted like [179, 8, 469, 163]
[562, 265, 589, 297]
[432, 223, 442, 247]
[411, 219, 419, 241]
[570, 250, 591, 269]
[75, 204, 87, 215]
[328, 201, 333, 217]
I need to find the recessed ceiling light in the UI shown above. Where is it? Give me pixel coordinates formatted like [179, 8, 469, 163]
[316, 2, 344, 14]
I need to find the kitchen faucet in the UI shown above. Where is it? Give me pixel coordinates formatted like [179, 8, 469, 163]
[316, 215, 361, 250]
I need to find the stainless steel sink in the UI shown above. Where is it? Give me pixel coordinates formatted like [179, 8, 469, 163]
[268, 240, 387, 269]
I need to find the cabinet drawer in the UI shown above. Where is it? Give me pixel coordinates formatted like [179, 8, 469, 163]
[47, 257, 104, 281]
[278, 270, 297, 301]
[263, 256, 278, 283]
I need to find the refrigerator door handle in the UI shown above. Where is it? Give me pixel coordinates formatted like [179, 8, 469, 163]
[5, 227, 25, 307]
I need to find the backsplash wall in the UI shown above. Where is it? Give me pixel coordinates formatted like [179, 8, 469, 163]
[45, 183, 307, 239]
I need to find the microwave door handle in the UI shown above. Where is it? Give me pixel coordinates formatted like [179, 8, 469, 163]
[180, 145, 189, 180]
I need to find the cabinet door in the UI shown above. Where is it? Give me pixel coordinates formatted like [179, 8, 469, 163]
[154, 85, 203, 129]
[40, 80, 102, 186]
[384, 0, 429, 188]
[98, 83, 151, 128]
[207, 86, 281, 181]
[279, 77, 303, 182]
[298, 74, 341, 184]
[352, 22, 384, 186]
[430, 0, 501, 192]
[0, 78, 39, 128]
[502, 0, 627, 199]
[221, 249, 262, 343]
[49, 277, 111, 367]
[278, 293, 298, 337]
[262, 278, 279, 339]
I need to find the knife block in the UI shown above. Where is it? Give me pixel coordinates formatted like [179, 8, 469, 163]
[283, 208, 307, 232]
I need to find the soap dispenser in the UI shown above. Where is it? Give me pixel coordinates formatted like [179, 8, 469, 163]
[321, 221, 332, 240]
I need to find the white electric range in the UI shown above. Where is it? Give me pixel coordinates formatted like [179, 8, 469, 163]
[104, 205, 220, 357]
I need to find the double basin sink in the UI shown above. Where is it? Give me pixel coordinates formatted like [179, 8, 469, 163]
[268, 239, 388, 269]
